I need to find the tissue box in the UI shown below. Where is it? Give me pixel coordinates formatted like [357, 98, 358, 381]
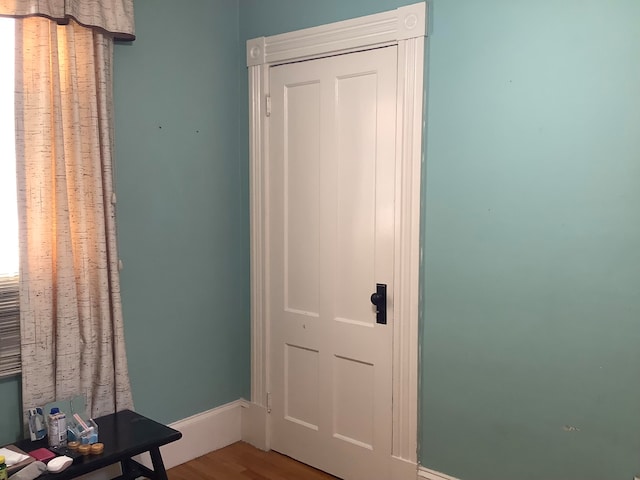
[67, 416, 99, 445]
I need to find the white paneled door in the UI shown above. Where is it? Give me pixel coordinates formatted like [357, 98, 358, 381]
[268, 46, 397, 480]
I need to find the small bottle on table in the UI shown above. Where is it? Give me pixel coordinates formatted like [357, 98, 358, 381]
[0, 454, 8, 480]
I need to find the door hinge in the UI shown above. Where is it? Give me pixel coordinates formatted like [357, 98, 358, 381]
[266, 392, 272, 413]
[265, 95, 271, 117]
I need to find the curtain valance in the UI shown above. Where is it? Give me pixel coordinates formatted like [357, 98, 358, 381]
[0, 0, 135, 40]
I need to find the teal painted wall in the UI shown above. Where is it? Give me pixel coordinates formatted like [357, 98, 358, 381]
[0, 378, 21, 445]
[421, 1, 640, 479]
[239, 0, 417, 37]
[113, 0, 250, 424]
[240, 1, 640, 479]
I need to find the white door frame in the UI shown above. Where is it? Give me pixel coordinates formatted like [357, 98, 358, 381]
[245, 2, 427, 470]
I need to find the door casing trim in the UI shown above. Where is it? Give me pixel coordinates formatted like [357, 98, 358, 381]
[247, 2, 427, 464]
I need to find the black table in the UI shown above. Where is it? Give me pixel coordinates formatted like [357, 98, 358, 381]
[15, 409, 182, 480]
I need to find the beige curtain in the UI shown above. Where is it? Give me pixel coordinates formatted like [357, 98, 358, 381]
[0, 0, 134, 40]
[15, 16, 133, 417]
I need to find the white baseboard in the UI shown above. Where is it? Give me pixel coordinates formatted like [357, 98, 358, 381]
[391, 455, 418, 479]
[135, 399, 244, 471]
[240, 400, 269, 450]
[418, 465, 461, 480]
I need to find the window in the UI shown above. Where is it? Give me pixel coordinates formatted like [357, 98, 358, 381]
[0, 16, 20, 378]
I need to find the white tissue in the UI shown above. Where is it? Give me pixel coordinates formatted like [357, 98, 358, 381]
[0, 447, 29, 467]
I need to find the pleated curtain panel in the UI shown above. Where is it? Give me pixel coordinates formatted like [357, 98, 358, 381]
[0, 0, 135, 40]
[0, 1, 135, 421]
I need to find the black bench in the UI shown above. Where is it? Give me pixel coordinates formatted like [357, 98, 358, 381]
[15, 409, 182, 480]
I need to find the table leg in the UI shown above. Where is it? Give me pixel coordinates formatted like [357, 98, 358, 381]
[149, 447, 169, 480]
[121, 458, 136, 477]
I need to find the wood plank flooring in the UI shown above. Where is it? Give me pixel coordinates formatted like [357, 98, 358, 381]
[167, 442, 339, 480]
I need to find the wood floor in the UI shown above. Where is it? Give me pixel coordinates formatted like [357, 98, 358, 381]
[167, 442, 339, 480]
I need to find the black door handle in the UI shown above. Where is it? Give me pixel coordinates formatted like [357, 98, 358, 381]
[370, 283, 387, 325]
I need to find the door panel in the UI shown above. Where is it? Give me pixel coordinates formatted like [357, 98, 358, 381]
[269, 46, 397, 480]
[285, 344, 320, 429]
[284, 82, 321, 316]
[335, 72, 377, 326]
